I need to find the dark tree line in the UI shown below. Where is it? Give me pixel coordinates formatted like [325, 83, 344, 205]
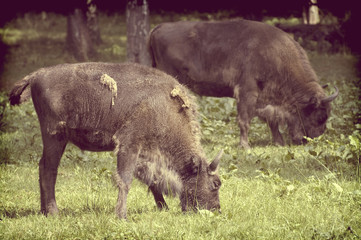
[0, 0, 356, 24]
[66, 0, 151, 64]
[1, 0, 359, 63]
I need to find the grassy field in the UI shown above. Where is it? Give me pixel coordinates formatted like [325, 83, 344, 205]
[1, 12, 361, 239]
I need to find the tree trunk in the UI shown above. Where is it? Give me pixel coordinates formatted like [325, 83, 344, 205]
[66, 9, 94, 61]
[308, 0, 320, 25]
[126, 0, 151, 66]
[86, 0, 102, 45]
[303, 0, 320, 25]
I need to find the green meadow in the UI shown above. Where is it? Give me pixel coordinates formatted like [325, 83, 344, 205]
[0, 12, 360, 239]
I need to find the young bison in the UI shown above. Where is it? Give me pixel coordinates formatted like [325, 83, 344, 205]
[9, 62, 222, 219]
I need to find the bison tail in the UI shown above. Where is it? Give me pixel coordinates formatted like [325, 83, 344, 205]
[9, 74, 33, 106]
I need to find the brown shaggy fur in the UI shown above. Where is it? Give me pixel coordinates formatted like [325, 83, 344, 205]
[9, 62, 221, 219]
[148, 19, 338, 148]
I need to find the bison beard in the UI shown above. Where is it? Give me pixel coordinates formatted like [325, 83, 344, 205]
[9, 62, 222, 219]
[148, 19, 338, 148]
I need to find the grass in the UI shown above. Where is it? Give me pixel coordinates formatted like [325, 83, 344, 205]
[1, 162, 360, 239]
[1, 12, 361, 239]
[1, 163, 360, 239]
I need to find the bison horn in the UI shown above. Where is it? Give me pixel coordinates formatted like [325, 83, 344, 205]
[321, 86, 339, 103]
[209, 149, 223, 172]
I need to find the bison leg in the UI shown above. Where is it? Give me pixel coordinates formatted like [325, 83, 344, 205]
[114, 146, 138, 219]
[149, 185, 168, 210]
[235, 104, 251, 149]
[39, 134, 67, 216]
[235, 85, 258, 149]
[268, 121, 284, 146]
[256, 105, 285, 146]
[237, 117, 251, 148]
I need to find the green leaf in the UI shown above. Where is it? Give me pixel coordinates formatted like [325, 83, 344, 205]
[349, 135, 360, 149]
[309, 150, 318, 156]
[284, 151, 294, 161]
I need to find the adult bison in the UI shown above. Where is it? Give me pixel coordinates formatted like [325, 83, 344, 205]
[9, 62, 222, 219]
[148, 19, 339, 148]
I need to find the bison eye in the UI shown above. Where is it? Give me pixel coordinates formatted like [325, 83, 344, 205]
[318, 114, 327, 124]
[315, 110, 328, 124]
[303, 104, 315, 116]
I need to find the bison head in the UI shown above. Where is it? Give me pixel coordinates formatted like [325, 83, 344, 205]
[180, 150, 223, 212]
[289, 87, 339, 144]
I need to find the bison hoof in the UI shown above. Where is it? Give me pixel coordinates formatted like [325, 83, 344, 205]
[41, 208, 59, 216]
[239, 141, 251, 149]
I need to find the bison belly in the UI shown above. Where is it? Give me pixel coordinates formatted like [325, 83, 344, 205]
[66, 128, 115, 151]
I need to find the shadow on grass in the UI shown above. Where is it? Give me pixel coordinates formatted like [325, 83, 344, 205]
[1, 203, 117, 219]
[0, 207, 40, 219]
[60, 205, 163, 220]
